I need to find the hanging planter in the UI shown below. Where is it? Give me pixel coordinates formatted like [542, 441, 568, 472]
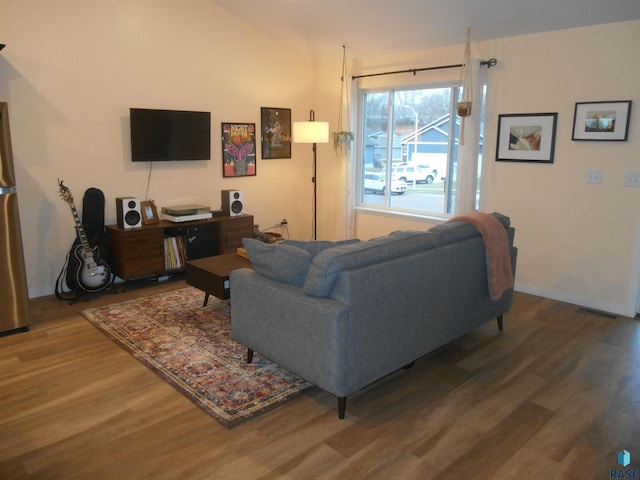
[332, 130, 354, 155]
[457, 26, 473, 118]
[332, 45, 354, 155]
[456, 101, 472, 117]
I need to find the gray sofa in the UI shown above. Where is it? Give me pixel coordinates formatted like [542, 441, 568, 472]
[230, 213, 517, 418]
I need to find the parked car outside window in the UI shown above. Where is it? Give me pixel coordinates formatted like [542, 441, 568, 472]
[364, 173, 407, 195]
[391, 164, 435, 184]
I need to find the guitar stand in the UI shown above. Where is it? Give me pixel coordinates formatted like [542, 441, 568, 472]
[66, 289, 89, 305]
[66, 289, 116, 305]
[62, 276, 119, 305]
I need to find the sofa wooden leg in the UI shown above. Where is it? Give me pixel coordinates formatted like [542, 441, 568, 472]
[247, 348, 254, 363]
[497, 314, 503, 331]
[338, 397, 347, 419]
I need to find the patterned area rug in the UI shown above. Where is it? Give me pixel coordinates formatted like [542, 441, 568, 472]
[81, 287, 312, 427]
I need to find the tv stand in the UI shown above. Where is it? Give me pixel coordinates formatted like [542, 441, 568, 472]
[106, 214, 253, 281]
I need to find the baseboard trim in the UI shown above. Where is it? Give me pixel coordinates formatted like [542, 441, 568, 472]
[514, 282, 635, 318]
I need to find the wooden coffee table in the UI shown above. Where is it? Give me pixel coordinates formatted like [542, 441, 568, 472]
[185, 253, 252, 305]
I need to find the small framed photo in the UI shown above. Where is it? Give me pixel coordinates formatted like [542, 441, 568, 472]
[261, 107, 291, 159]
[140, 200, 159, 225]
[496, 113, 558, 163]
[572, 100, 632, 141]
[222, 122, 256, 177]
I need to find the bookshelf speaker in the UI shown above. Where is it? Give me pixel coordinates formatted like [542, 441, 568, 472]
[221, 190, 243, 216]
[116, 197, 142, 229]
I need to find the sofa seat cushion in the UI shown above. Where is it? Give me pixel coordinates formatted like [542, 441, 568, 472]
[303, 230, 440, 297]
[242, 238, 312, 287]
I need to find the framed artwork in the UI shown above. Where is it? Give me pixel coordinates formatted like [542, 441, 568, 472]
[221, 122, 256, 177]
[496, 113, 558, 163]
[572, 100, 632, 141]
[140, 200, 159, 225]
[261, 107, 291, 159]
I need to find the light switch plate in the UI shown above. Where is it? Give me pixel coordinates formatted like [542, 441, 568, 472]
[586, 170, 602, 184]
[624, 172, 640, 187]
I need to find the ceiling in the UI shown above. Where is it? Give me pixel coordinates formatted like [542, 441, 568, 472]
[213, 0, 640, 62]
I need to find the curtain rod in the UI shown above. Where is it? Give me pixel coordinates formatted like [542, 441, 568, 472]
[351, 58, 497, 80]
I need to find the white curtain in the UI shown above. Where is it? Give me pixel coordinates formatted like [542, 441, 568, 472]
[338, 70, 356, 239]
[455, 58, 484, 215]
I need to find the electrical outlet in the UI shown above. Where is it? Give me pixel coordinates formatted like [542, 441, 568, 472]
[624, 172, 640, 187]
[586, 170, 602, 184]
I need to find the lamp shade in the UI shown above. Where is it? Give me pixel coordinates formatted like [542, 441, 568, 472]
[293, 121, 329, 144]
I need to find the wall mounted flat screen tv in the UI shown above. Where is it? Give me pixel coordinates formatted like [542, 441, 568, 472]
[130, 108, 211, 161]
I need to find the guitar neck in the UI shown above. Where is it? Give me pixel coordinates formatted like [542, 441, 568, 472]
[69, 203, 93, 254]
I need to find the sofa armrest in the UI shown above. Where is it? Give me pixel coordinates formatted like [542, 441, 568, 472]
[230, 268, 351, 396]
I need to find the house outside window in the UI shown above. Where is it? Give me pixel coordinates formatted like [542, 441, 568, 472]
[356, 84, 485, 217]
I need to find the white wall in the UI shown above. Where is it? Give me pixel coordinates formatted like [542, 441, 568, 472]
[2, 2, 639, 318]
[482, 21, 640, 318]
[323, 21, 640, 317]
[0, 0, 318, 298]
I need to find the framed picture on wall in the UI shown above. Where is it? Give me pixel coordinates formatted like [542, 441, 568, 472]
[260, 107, 291, 159]
[221, 122, 256, 177]
[572, 100, 632, 141]
[496, 113, 558, 163]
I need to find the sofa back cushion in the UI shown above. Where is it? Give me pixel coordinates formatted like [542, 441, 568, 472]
[303, 230, 439, 297]
[282, 238, 361, 256]
[245, 212, 511, 297]
[242, 238, 312, 287]
[429, 212, 510, 245]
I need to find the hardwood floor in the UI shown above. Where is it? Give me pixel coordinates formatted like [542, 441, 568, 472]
[1, 279, 638, 479]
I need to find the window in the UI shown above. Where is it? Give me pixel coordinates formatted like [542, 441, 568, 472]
[356, 83, 485, 217]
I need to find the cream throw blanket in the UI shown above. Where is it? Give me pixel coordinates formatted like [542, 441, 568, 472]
[447, 212, 514, 300]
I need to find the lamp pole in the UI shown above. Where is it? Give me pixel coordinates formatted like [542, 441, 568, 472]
[309, 110, 318, 240]
[403, 105, 418, 162]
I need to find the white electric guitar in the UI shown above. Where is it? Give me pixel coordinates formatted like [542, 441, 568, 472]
[58, 180, 112, 292]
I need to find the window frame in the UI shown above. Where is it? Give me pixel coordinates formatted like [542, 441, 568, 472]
[354, 79, 480, 221]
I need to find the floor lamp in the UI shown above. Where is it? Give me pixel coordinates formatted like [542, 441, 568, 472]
[293, 110, 329, 240]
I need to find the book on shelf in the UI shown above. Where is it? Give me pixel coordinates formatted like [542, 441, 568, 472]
[163, 235, 186, 271]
